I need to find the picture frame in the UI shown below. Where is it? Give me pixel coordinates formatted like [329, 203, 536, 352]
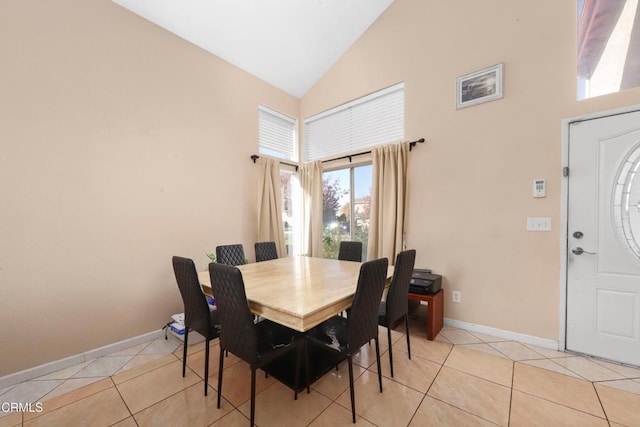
[456, 64, 503, 109]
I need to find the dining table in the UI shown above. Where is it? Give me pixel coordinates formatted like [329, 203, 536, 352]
[197, 255, 394, 389]
[197, 255, 394, 332]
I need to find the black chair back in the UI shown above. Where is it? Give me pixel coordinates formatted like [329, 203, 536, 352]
[216, 244, 246, 266]
[347, 257, 389, 350]
[255, 241, 278, 262]
[172, 256, 216, 338]
[173, 256, 220, 396]
[208, 262, 257, 364]
[338, 241, 363, 262]
[385, 250, 416, 324]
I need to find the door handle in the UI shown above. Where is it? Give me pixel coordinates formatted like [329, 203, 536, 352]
[572, 247, 596, 255]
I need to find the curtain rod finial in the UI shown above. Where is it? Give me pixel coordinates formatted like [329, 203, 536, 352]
[250, 154, 259, 164]
[409, 138, 425, 151]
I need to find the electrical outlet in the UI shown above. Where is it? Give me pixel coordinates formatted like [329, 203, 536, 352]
[452, 290, 461, 303]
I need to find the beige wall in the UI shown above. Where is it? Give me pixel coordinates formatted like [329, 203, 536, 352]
[0, 0, 298, 375]
[3, 0, 640, 377]
[301, 0, 640, 340]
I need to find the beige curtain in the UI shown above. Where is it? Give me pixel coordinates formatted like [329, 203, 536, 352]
[257, 157, 286, 257]
[300, 160, 323, 257]
[367, 142, 409, 262]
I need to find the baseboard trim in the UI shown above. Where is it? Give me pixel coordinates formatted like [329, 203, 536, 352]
[444, 318, 559, 350]
[0, 329, 164, 390]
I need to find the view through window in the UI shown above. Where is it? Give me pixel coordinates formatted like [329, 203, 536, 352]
[281, 169, 299, 256]
[578, 0, 640, 99]
[322, 165, 372, 260]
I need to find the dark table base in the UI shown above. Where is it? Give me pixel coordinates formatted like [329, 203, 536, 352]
[265, 345, 344, 392]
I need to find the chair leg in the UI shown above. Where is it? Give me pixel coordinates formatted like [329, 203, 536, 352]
[374, 337, 382, 393]
[304, 339, 310, 394]
[405, 315, 411, 360]
[387, 327, 394, 378]
[294, 341, 302, 400]
[182, 328, 189, 377]
[250, 367, 257, 427]
[217, 347, 224, 409]
[347, 356, 356, 423]
[204, 339, 210, 396]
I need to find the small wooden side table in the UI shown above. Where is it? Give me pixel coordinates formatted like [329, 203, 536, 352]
[407, 289, 444, 340]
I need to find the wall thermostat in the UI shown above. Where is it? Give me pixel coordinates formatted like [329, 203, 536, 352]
[533, 179, 546, 198]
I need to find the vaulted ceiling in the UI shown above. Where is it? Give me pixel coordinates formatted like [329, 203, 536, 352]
[112, 0, 394, 98]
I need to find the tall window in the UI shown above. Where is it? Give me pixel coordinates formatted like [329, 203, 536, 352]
[258, 105, 297, 161]
[578, 0, 640, 99]
[305, 83, 404, 260]
[322, 164, 372, 260]
[258, 105, 299, 255]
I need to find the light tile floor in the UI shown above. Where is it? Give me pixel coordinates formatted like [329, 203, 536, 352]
[2, 318, 640, 426]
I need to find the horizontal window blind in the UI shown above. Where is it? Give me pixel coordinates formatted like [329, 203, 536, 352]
[258, 105, 297, 161]
[303, 82, 404, 162]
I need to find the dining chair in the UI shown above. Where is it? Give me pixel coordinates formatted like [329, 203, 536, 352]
[305, 257, 389, 423]
[172, 256, 220, 396]
[254, 241, 278, 262]
[209, 262, 302, 426]
[215, 243, 246, 266]
[378, 249, 416, 378]
[337, 241, 363, 317]
[338, 241, 363, 262]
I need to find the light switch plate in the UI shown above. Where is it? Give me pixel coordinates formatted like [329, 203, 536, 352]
[527, 217, 551, 231]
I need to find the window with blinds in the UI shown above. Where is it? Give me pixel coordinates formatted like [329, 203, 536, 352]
[303, 82, 404, 162]
[258, 105, 298, 161]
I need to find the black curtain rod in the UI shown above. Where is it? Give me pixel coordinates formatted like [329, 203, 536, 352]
[250, 154, 299, 171]
[250, 138, 425, 169]
[321, 138, 425, 164]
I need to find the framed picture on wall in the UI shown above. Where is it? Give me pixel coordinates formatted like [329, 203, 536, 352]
[456, 64, 504, 109]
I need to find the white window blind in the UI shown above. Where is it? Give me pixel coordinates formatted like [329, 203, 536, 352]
[258, 105, 297, 161]
[303, 82, 404, 162]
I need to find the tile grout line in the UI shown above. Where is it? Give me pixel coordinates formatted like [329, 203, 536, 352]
[18, 378, 114, 424]
[511, 371, 610, 422]
[431, 338, 507, 426]
[404, 339, 444, 425]
[591, 382, 611, 425]
[114, 352, 182, 387]
[507, 359, 515, 427]
[109, 376, 135, 426]
[404, 341, 443, 427]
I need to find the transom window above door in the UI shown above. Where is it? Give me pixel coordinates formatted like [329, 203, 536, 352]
[577, 0, 640, 99]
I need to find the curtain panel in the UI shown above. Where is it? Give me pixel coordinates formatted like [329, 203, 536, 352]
[300, 160, 323, 257]
[367, 142, 409, 262]
[257, 157, 286, 257]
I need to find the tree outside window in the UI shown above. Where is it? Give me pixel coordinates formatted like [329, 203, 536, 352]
[322, 165, 372, 259]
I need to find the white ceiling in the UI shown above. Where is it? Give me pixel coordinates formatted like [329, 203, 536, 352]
[112, 0, 394, 98]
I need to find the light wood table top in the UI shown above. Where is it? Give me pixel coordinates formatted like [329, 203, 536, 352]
[198, 256, 393, 332]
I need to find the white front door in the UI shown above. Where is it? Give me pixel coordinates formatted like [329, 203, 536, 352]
[567, 109, 640, 366]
